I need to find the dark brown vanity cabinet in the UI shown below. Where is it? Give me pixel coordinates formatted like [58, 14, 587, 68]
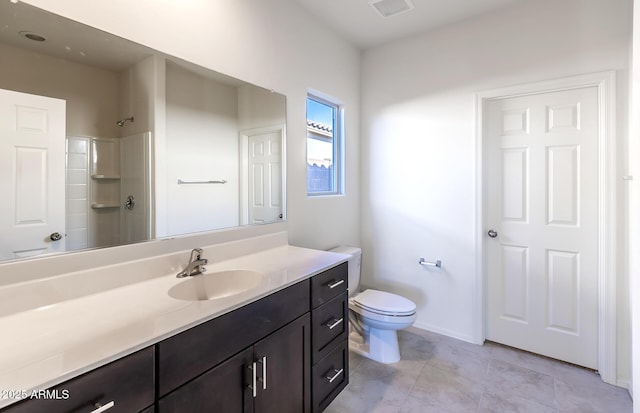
[310, 262, 349, 412]
[0, 262, 350, 413]
[157, 280, 312, 413]
[158, 314, 311, 413]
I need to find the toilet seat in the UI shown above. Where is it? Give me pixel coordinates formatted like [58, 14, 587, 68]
[350, 289, 416, 317]
[350, 303, 417, 326]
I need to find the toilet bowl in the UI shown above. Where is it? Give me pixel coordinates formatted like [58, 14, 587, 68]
[329, 247, 417, 364]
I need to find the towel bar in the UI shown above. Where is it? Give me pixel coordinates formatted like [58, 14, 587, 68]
[177, 179, 227, 184]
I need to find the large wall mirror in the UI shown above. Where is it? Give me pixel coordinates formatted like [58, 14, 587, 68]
[0, 2, 286, 262]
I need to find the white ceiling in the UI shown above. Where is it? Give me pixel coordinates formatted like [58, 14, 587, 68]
[1, 1, 533, 70]
[292, 0, 531, 50]
[0, 1, 248, 86]
[0, 1, 154, 71]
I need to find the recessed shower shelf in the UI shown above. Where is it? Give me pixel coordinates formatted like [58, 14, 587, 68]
[91, 203, 120, 209]
[91, 174, 121, 180]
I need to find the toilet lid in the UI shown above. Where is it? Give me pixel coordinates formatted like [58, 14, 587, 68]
[351, 289, 416, 315]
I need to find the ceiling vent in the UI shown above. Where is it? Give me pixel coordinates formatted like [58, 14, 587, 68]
[369, 0, 414, 18]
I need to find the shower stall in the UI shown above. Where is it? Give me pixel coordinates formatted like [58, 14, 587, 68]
[65, 132, 152, 250]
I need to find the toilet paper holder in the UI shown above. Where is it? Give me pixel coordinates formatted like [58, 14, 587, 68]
[418, 258, 442, 268]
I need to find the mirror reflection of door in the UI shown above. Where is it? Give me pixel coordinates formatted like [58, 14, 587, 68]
[0, 88, 66, 259]
[240, 126, 284, 225]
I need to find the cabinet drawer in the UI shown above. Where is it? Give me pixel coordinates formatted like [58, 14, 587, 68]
[312, 291, 348, 363]
[158, 280, 310, 396]
[312, 341, 349, 413]
[310, 262, 347, 308]
[1, 348, 154, 413]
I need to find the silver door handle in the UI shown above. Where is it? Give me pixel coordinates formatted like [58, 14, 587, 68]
[488, 229, 498, 238]
[326, 318, 344, 330]
[326, 368, 344, 383]
[418, 258, 442, 268]
[50, 232, 62, 241]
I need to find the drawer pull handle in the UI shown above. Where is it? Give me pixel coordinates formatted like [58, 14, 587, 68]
[326, 279, 344, 289]
[258, 356, 267, 390]
[326, 317, 344, 330]
[326, 368, 344, 383]
[248, 362, 258, 397]
[90, 401, 115, 413]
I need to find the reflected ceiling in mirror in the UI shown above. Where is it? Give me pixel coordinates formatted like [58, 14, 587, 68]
[0, 2, 286, 262]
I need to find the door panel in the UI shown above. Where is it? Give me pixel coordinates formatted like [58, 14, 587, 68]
[15, 148, 48, 225]
[0, 89, 66, 259]
[547, 145, 579, 226]
[501, 245, 529, 323]
[547, 249, 579, 334]
[502, 148, 528, 222]
[485, 86, 598, 369]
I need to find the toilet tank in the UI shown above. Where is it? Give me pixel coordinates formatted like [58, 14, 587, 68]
[328, 246, 362, 294]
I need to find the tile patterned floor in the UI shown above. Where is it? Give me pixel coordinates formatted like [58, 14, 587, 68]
[326, 327, 633, 413]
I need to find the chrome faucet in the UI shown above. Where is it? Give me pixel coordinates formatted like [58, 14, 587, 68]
[176, 248, 208, 278]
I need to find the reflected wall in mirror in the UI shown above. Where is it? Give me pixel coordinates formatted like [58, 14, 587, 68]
[0, 2, 286, 262]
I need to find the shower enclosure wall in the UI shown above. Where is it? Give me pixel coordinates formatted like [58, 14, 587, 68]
[66, 134, 151, 251]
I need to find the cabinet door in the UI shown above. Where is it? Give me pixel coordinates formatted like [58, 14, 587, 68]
[158, 347, 254, 413]
[254, 314, 311, 413]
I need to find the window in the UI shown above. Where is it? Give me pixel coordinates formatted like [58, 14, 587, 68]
[306, 94, 342, 195]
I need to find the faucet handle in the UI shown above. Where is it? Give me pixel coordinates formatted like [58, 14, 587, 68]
[190, 248, 203, 260]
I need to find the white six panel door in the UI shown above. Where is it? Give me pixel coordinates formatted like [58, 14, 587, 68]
[0, 89, 66, 259]
[248, 131, 282, 224]
[485, 87, 599, 369]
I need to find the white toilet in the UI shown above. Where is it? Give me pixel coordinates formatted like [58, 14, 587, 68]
[329, 246, 417, 364]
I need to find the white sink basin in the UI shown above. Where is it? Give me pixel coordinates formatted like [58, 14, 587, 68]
[168, 270, 265, 301]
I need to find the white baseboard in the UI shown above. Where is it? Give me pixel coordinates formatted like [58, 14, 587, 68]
[617, 379, 632, 398]
[411, 321, 481, 345]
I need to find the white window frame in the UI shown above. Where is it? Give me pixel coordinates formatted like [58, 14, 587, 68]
[306, 93, 343, 197]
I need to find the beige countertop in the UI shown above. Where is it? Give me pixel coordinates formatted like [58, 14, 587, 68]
[0, 241, 348, 409]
